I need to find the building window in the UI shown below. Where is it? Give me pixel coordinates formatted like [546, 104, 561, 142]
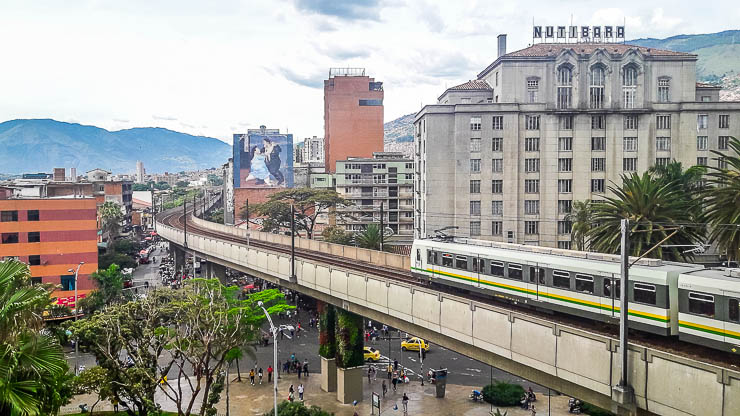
[524, 179, 539, 193]
[558, 158, 572, 172]
[470, 201, 481, 216]
[591, 115, 605, 130]
[624, 115, 638, 130]
[719, 136, 730, 150]
[492, 137, 503, 152]
[558, 220, 572, 234]
[27, 210, 40, 221]
[559, 115, 573, 130]
[559, 179, 572, 193]
[405, 162, 413, 169]
[558, 200, 572, 214]
[623, 66, 637, 109]
[359, 99, 383, 106]
[470, 116, 482, 130]
[495, 72, 499, 86]
[656, 137, 671, 151]
[557, 65, 573, 109]
[591, 179, 605, 193]
[492, 116, 503, 130]
[524, 200, 540, 215]
[719, 157, 728, 169]
[525, 158, 540, 172]
[658, 78, 670, 102]
[470, 159, 481, 173]
[525, 137, 540, 152]
[559, 137, 573, 151]
[1, 211, 18, 222]
[470, 221, 481, 236]
[470, 180, 481, 193]
[623, 137, 638, 152]
[558, 241, 572, 249]
[492, 201, 503, 216]
[28, 232, 40, 243]
[492, 158, 503, 173]
[492, 221, 502, 236]
[719, 115, 730, 129]
[492, 180, 503, 194]
[697, 157, 708, 166]
[623, 158, 638, 172]
[656, 115, 671, 130]
[1, 233, 19, 244]
[470, 138, 481, 152]
[697, 114, 708, 130]
[527, 79, 539, 103]
[591, 137, 606, 151]
[655, 158, 671, 167]
[589, 66, 606, 109]
[697, 136, 708, 151]
[29, 255, 41, 266]
[525, 115, 540, 130]
[525, 221, 539, 235]
[591, 158, 605, 171]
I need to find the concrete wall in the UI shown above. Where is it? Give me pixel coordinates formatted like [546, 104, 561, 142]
[158, 218, 740, 416]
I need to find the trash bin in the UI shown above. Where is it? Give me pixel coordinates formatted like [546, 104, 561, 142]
[434, 368, 448, 398]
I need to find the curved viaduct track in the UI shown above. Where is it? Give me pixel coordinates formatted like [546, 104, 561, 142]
[160, 208, 739, 369]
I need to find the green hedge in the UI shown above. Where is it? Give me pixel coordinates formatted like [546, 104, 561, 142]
[582, 402, 615, 416]
[482, 381, 525, 407]
[318, 302, 336, 359]
[335, 308, 364, 368]
[262, 400, 334, 416]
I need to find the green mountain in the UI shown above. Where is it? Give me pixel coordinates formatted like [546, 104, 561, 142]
[0, 119, 230, 175]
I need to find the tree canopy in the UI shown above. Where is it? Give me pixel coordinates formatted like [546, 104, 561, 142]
[703, 136, 740, 260]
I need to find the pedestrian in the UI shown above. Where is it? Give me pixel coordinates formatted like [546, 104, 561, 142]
[290, 328, 295, 338]
[392, 371, 398, 392]
[258, 368, 263, 384]
[298, 383, 304, 401]
[387, 363, 392, 379]
[298, 365, 302, 379]
[399, 369, 405, 384]
[530, 404, 536, 416]
[280, 328, 284, 340]
[394, 359, 398, 371]
[268, 365, 273, 383]
[303, 361, 309, 377]
[289, 390, 295, 402]
[373, 365, 377, 381]
[368, 366, 372, 383]
[249, 368, 255, 385]
[112, 398, 119, 412]
[291, 353, 296, 362]
[402, 393, 409, 414]
[382, 380, 387, 397]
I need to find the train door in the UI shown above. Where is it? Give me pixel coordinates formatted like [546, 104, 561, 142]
[426, 250, 438, 283]
[472, 255, 481, 288]
[723, 291, 740, 349]
[604, 274, 620, 318]
[415, 248, 422, 271]
[528, 265, 543, 301]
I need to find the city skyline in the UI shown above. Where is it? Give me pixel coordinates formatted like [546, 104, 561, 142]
[1, 0, 738, 143]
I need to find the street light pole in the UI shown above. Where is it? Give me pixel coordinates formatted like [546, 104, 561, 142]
[380, 202, 384, 252]
[291, 204, 296, 281]
[258, 301, 279, 416]
[68, 262, 84, 375]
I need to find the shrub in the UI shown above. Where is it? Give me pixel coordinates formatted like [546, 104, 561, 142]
[481, 381, 525, 407]
[582, 402, 615, 416]
[262, 400, 333, 416]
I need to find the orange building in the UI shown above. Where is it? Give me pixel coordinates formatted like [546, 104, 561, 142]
[0, 198, 98, 290]
[324, 68, 384, 173]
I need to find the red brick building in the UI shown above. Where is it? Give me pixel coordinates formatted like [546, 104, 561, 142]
[324, 68, 384, 172]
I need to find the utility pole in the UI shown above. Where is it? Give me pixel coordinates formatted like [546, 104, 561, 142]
[380, 202, 384, 252]
[193, 194, 197, 218]
[613, 218, 634, 405]
[291, 204, 296, 281]
[183, 200, 188, 248]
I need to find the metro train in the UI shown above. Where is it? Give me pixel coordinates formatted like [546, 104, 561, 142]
[410, 238, 740, 354]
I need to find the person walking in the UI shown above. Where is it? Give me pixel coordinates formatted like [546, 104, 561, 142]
[298, 365, 302, 380]
[249, 368, 255, 385]
[367, 366, 372, 383]
[387, 362, 393, 380]
[298, 383, 304, 401]
[303, 360, 309, 377]
[394, 359, 398, 371]
[530, 404, 537, 416]
[267, 365, 273, 383]
[258, 368, 263, 384]
[402, 393, 409, 414]
[392, 371, 398, 392]
[112, 399, 119, 412]
[382, 380, 387, 397]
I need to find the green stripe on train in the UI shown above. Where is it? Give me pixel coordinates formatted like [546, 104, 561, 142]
[679, 322, 740, 340]
[411, 266, 668, 323]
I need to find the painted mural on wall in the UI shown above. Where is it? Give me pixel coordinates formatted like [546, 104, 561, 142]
[233, 129, 294, 188]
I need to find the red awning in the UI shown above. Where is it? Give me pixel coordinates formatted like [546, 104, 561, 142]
[51, 289, 93, 308]
[243, 284, 255, 290]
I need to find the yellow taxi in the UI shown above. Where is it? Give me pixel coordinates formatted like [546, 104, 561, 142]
[401, 337, 429, 352]
[363, 346, 381, 362]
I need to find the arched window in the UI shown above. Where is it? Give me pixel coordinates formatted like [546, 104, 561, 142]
[589, 66, 606, 109]
[622, 66, 638, 109]
[557, 65, 573, 109]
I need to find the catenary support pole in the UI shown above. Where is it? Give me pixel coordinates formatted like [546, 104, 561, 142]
[291, 204, 296, 280]
[619, 218, 629, 387]
[380, 202, 384, 252]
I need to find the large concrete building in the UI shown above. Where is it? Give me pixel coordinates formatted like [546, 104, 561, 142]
[324, 68, 384, 173]
[415, 35, 740, 247]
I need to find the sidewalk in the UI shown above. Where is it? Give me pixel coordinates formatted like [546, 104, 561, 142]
[65, 369, 575, 415]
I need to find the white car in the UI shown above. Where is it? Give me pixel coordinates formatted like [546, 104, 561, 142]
[279, 324, 295, 332]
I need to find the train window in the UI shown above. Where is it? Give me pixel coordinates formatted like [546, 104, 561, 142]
[472, 258, 479, 272]
[633, 283, 656, 305]
[603, 279, 620, 298]
[416, 249, 421, 262]
[490, 261, 504, 277]
[575, 274, 594, 294]
[455, 255, 468, 270]
[730, 299, 740, 322]
[442, 254, 453, 267]
[508, 264, 522, 280]
[688, 292, 715, 318]
[529, 267, 544, 283]
[553, 270, 571, 289]
[427, 251, 435, 264]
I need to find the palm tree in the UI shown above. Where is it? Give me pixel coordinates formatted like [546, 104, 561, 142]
[587, 172, 705, 261]
[565, 200, 592, 251]
[100, 201, 124, 238]
[649, 160, 706, 219]
[703, 136, 740, 261]
[354, 224, 382, 250]
[0, 260, 69, 415]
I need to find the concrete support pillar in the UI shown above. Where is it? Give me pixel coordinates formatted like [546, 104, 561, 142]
[335, 308, 364, 404]
[210, 262, 227, 282]
[173, 247, 185, 274]
[318, 301, 337, 392]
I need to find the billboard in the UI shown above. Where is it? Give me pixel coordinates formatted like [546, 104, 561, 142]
[233, 128, 294, 188]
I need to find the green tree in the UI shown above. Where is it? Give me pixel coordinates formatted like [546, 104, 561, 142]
[248, 188, 351, 239]
[77, 264, 132, 314]
[73, 366, 113, 415]
[0, 260, 71, 415]
[154, 181, 171, 190]
[565, 200, 593, 251]
[98, 251, 138, 270]
[353, 224, 393, 251]
[100, 201, 124, 239]
[704, 137, 740, 260]
[587, 172, 705, 261]
[481, 381, 525, 407]
[109, 238, 142, 257]
[262, 400, 332, 416]
[321, 226, 353, 245]
[132, 183, 151, 191]
[175, 180, 190, 188]
[649, 161, 706, 220]
[207, 174, 224, 187]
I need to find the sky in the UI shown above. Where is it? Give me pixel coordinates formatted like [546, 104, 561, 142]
[1, 0, 738, 143]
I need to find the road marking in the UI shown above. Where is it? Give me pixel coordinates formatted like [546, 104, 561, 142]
[466, 368, 482, 373]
